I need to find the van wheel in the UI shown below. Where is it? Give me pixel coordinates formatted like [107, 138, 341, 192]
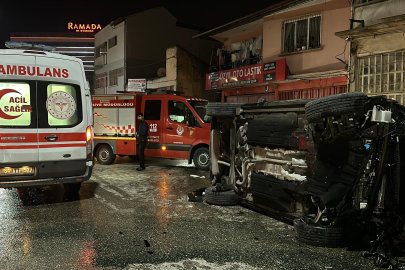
[96, 145, 116, 165]
[193, 147, 210, 171]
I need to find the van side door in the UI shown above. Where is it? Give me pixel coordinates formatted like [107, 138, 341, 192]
[0, 55, 38, 180]
[35, 57, 88, 178]
[162, 98, 200, 159]
[142, 96, 164, 157]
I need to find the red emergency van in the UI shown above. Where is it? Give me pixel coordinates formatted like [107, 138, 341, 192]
[92, 94, 211, 170]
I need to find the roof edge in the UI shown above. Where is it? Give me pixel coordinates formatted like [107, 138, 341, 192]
[193, 0, 309, 39]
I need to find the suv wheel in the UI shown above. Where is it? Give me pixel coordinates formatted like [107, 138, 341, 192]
[294, 216, 361, 247]
[205, 186, 240, 206]
[305, 92, 368, 123]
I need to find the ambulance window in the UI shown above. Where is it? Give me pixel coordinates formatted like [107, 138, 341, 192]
[46, 84, 81, 126]
[144, 100, 161, 120]
[0, 82, 35, 128]
[37, 82, 83, 128]
[168, 100, 189, 124]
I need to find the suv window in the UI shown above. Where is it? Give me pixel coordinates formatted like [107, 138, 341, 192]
[37, 82, 83, 128]
[0, 81, 36, 128]
[144, 100, 161, 120]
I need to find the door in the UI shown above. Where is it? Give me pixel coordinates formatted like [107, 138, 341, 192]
[0, 55, 38, 180]
[143, 98, 163, 157]
[162, 99, 199, 159]
[36, 58, 87, 178]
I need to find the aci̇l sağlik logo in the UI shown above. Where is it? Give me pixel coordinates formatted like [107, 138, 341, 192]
[0, 89, 32, 120]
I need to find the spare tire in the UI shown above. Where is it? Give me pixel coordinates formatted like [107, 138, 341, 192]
[205, 186, 240, 206]
[294, 216, 361, 248]
[305, 92, 368, 123]
[206, 103, 240, 117]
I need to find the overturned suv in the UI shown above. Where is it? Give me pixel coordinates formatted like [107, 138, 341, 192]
[206, 93, 405, 267]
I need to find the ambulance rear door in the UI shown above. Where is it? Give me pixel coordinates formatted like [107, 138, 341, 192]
[0, 54, 38, 180]
[35, 56, 88, 178]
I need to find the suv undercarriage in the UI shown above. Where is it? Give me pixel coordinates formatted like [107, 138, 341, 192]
[206, 93, 405, 268]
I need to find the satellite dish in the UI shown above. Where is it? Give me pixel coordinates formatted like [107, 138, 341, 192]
[157, 67, 166, 77]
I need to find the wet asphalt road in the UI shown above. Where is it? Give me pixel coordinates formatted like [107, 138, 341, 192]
[0, 157, 382, 270]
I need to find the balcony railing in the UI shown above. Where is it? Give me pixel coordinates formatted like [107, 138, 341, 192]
[209, 56, 261, 73]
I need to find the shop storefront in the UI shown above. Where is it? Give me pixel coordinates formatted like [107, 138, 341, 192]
[206, 58, 347, 103]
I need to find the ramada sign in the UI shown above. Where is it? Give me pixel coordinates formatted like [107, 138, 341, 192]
[206, 58, 286, 90]
[68, 22, 102, 33]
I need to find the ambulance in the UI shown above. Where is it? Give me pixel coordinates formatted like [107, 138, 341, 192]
[0, 42, 94, 192]
[92, 93, 211, 170]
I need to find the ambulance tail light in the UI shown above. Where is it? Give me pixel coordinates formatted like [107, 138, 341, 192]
[86, 126, 93, 159]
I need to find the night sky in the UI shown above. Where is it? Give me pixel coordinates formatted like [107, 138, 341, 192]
[0, 1, 282, 48]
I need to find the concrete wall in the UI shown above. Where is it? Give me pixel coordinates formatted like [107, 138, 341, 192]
[125, 7, 219, 79]
[222, 27, 263, 51]
[354, 0, 405, 27]
[262, 0, 350, 74]
[147, 47, 177, 90]
[94, 21, 125, 94]
[347, 0, 405, 94]
[94, 21, 125, 67]
[176, 46, 217, 101]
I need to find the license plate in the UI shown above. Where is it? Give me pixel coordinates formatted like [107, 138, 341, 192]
[0, 166, 35, 176]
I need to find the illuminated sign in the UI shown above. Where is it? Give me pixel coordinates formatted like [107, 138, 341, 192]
[68, 23, 102, 33]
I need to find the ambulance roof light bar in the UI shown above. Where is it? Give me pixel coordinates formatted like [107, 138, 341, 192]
[5, 41, 56, 52]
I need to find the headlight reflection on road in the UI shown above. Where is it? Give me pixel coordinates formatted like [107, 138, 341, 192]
[157, 173, 170, 231]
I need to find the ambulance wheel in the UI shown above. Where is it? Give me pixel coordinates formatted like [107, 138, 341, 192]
[96, 145, 116, 165]
[64, 182, 82, 193]
[193, 147, 210, 171]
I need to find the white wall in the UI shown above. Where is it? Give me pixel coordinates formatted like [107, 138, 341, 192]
[94, 21, 126, 94]
[354, 0, 405, 27]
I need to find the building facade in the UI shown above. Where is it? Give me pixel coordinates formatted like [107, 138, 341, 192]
[10, 31, 96, 91]
[94, 6, 220, 99]
[196, 0, 351, 103]
[336, 0, 405, 104]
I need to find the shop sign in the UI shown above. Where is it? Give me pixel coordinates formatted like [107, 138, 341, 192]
[205, 59, 286, 90]
[128, 79, 146, 92]
[68, 22, 102, 33]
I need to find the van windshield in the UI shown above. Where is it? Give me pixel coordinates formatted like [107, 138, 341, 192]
[187, 100, 211, 123]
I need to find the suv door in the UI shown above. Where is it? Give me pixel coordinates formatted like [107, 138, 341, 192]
[0, 55, 38, 180]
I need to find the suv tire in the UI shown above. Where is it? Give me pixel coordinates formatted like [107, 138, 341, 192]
[294, 216, 360, 247]
[205, 186, 240, 206]
[305, 92, 368, 123]
[206, 103, 240, 117]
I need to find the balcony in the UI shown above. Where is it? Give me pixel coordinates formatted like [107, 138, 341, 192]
[209, 55, 262, 73]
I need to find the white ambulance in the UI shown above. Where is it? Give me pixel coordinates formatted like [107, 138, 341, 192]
[0, 42, 94, 192]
